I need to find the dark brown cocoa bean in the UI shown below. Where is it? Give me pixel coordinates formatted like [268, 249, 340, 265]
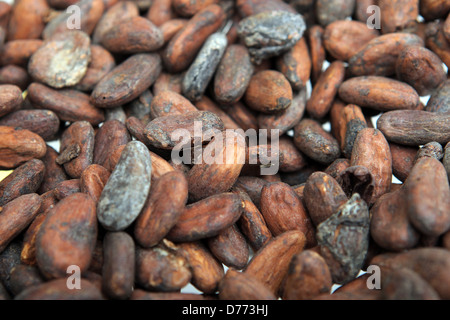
[395, 45, 446, 96]
[303, 172, 348, 227]
[276, 37, 311, 90]
[420, 0, 450, 21]
[177, 241, 224, 294]
[377, 110, 450, 146]
[7, 0, 49, 41]
[293, 119, 341, 165]
[0, 110, 60, 141]
[53, 179, 81, 200]
[348, 33, 424, 77]
[163, 4, 226, 73]
[134, 170, 188, 248]
[91, 53, 162, 108]
[150, 90, 197, 119]
[244, 70, 293, 114]
[232, 189, 272, 251]
[37, 147, 68, 194]
[0, 65, 30, 90]
[100, 16, 164, 54]
[79, 164, 110, 204]
[27, 83, 105, 126]
[102, 232, 135, 300]
[426, 80, 450, 114]
[380, 266, 440, 300]
[92, 0, 139, 44]
[60, 121, 95, 179]
[350, 128, 392, 205]
[257, 89, 307, 138]
[389, 143, 417, 182]
[93, 120, 130, 168]
[370, 248, 450, 299]
[283, 250, 332, 300]
[245, 230, 306, 296]
[260, 182, 316, 248]
[167, 192, 243, 242]
[0, 84, 22, 118]
[206, 224, 250, 270]
[135, 241, 191, 292]
[278, 136, 308, 173]
[0, 40, 43, 67]
[306, 61, 346, 119]
[214, 44, 254, 104]
[144, 110, 224, 150]
[218, 268, 276, 300]
[370, 188, 420, 251]
[324, 20, 379, 61]
[9, 264, 44, 296]
[404, 157, 450, 237]
[0, 194, 42, 254]
[36, 193, 97, 279]
[0, 126, 47, 170]
[339, 76, 420, 112]
[307, 25, 326, 84]
[186, 131, 245, 202]
[378, 0, 419, 34]
[0, 159, 44, 206]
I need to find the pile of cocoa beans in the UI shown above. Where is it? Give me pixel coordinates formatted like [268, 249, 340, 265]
[0, 0, 449, 301]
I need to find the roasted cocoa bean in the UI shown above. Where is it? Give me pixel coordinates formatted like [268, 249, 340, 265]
[36, 193, 97, 279]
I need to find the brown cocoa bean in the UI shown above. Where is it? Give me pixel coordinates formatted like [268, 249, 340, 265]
[206, 224, 249, 270]
[245, 230, 306, 296]
[0, 159, 44, 206]
[134, 170, 188, 248]
[0, 126, 47, 169]
[177, 241, 224, 294]
[339, 76, 420, 112]
[163, 4, 225, 73]
[36, 193, 98, 279]
[167, 192, 243, 242]
[60, 121, 95, 179]
[91, 53, 162, 108]
[350, 128, 392, 204]
[0, 194, 42, 253]
[218, 268, 276, 300]
[244, 70, 293, 114]
[102, 235, 147, 297]
[27, 83, 105, 125]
